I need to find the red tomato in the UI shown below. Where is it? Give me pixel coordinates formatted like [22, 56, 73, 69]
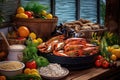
[96, 55, 103, 60]
[25, 60, 37, 69]
[102, 60, 109, 68]
[95, 59, 102, 67]
[24, 11, 33, 18]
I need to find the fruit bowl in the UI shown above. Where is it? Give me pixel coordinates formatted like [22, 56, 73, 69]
[39, 52, 98, 70]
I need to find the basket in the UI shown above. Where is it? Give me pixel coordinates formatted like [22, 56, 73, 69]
[13, 16, 58, 41]
[78, 27, 107, 41]
[7, 38, 26, 45]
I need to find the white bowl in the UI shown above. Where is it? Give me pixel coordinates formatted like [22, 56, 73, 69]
[0, 61, 25, 77]
[40, 67, 69, 80]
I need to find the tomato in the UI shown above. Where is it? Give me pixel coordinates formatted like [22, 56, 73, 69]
[95, 59, 102, 67]
[24, 11, 33, 18]
[96, 55, 103, 60]
[25, 60, 37, 69]
[102, 60, 109, 68]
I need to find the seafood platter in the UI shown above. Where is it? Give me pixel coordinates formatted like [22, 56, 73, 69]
[38, 35, 99, 70]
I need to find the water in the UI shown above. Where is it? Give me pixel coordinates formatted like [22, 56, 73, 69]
[22, 0, 103, 24]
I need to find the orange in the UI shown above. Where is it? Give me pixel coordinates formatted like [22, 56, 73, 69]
[18, 26, 30, 38]
[24, 68, 31, 74]
[17, 7, 25, 14]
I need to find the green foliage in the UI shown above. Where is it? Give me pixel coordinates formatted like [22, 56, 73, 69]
[103, 32, 120, 46]
[23, 37, 49, 68]
[9, 74, 42, 80]
[24, 1, 48, 16]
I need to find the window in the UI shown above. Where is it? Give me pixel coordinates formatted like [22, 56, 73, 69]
[22, 0, 105, 24]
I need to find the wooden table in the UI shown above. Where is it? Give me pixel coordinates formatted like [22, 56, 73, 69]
[61, 61, 120, 80]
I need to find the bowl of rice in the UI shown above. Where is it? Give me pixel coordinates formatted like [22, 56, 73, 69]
[39, 63, 69, 80]
[0, 61, 25, 77]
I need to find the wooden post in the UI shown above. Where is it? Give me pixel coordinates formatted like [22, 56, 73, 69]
[105, 0, 120, 35]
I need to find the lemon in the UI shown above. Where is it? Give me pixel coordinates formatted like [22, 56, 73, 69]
[41, 10, 47, 16]
[31, 69, 39, 73]
[16, 14, 20, 18]
[111, 54, 117, 61]
[111, 48, 120, 58]
[31, 72, 40, 77]
[107, 46, 114, 52]
[17, 7, 25, 14]
[33, 39, 39, 44]
[46, 13, 53, 19]
[16, 13, 28, 18]
[29, 32, 37, 40]
[37, 38, 43, 44]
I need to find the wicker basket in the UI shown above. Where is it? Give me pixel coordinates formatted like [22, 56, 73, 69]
[7, 38, 26, 45]
[78, 27, 107, 41]
[13, 16, 58, 41]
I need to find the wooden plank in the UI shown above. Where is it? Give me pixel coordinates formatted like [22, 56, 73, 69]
[62, 61, 120, 80]
[62, 68, 108, 80]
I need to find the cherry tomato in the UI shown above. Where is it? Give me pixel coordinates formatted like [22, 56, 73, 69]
[25, 60, 37, 69]
[24, 11, 33, 18]
[95, 59, 102, 67]
[102, 60, 109, 68]
[96, 55, 103, 60]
